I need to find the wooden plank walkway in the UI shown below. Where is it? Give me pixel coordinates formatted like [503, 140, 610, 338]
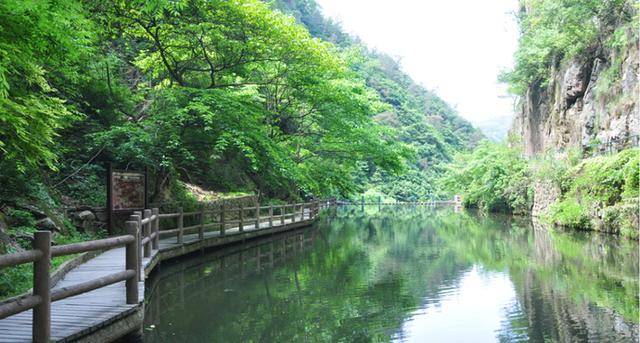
[0, 212, 311, 342]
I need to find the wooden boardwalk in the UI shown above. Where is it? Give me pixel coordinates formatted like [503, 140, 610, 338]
[0, 212, 311, 342]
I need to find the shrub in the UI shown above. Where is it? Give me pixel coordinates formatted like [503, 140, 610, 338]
[547, 148, 640, 237]
[548, 197, 590, 230]
[440, 141, 532, 213]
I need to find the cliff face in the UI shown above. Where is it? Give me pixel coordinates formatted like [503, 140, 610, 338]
[512, 27, 639, 157]
[509, 3, 639, 220]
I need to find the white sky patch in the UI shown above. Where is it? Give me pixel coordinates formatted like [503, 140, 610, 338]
[316, 0, 520, 125]
[395, 265, 521, 342]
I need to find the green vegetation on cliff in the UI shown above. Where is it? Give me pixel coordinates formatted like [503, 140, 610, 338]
[549, 148, 639, 237]
[499, 0, 637, 95]
[443, 0, 639, 238]
[442, 143, 639, 237]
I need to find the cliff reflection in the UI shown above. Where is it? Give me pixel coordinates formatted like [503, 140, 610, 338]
[144, 207, 638, 342]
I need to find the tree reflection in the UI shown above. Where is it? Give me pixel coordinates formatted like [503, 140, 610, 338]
[144, 207, 638, 342]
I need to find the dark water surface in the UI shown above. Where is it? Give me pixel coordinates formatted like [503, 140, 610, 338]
[143, 207, 639, 342]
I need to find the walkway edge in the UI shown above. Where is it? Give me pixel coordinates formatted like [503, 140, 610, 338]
[75, 218, 317, 342]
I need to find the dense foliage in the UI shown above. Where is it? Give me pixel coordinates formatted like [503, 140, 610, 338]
[442, 141, 639, 237]
[0, 0, 426, 213]
[549, 148, 639, 237]
[500, 0, 636, 94]
[440, 140, 532, 213]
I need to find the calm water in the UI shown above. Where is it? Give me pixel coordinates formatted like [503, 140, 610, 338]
[143, 207, 639, 342]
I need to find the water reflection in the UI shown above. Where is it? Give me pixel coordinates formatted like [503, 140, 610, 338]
[144, 207, 638, 342]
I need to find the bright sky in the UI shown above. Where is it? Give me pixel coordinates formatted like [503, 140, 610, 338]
[316, 0, 520, 125]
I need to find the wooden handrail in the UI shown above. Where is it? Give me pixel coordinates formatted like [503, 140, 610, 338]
[0, 216, 146, 342]
[50, 270, 135, 302]
[50, 235, 135, 257]
[140, 214, 160, 225]
[0, 295, 41, 318]
[0, 249, 43, 268]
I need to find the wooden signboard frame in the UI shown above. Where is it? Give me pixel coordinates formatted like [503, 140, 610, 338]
[106, 164, 148, 234]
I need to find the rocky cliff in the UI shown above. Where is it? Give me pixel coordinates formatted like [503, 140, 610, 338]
[509, 2, 639, 220]
[511, 26, 639, 157]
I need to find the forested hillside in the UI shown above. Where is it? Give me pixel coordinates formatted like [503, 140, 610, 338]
[1, 0, 480, 217]
[0, 0, 482, 257]
[1, 0, 413, 210]
[272, 0, 483, 200]
[0, 0, 410, 262]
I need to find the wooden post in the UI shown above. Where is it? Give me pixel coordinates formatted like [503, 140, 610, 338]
[125, 222, 139, 304]
[280, 206, 285, 225]
[177, 207, 184, 243]
[152, 208, 159, 250]
[199, 204, 204, 240]
[33, 231, 51, 343]
[268, 205, 273, 227]
[239, 206, 244, 232]
[254, 203, 260, 230]
[220, 202, 226, 237]
[130, 213, 142, 281]
[143, 209, 151, 258]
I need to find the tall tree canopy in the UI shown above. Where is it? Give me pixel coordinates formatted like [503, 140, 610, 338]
[1, 0, 412, 204]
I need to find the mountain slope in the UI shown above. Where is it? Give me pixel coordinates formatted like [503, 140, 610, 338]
[272, 0, 483, 200]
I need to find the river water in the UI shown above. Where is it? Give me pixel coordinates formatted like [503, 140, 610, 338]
[143, 206, 639, 342]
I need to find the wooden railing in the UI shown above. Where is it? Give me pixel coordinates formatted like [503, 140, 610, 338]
[0, 198, 334, 342]
[155, 200, 333, 243]
[0, 230, 139, 342]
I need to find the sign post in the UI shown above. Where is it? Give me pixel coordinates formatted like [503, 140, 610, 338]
[107, 165, 147, 235]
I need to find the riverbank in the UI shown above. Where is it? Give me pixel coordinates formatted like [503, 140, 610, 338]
[442, 144, 639, 238]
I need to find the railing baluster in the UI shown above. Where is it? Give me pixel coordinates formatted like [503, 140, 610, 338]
[199, 205, 205, 240]
[255, 203, 260, 229]
[281, 206, 285, 225]
[269, 205, 273, 227]
[220, 202, 226, 237]
[152, 208, 159, 249]
[177, 207, 184, 243]
[33, 231, 51, 343]
[129, 214, 142, 281]
[239, 206, 244, 232]
[143, 209, 152, 258]
[133, 211, 142, 264]
[125, 221, 139, 304]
